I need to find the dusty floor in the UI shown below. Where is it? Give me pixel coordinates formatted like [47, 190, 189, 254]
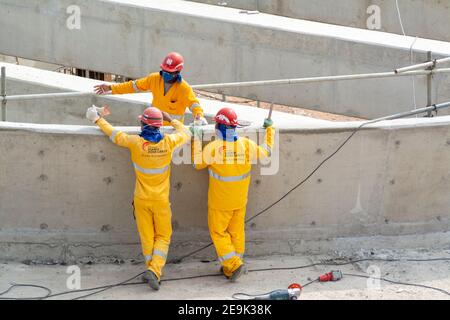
[1, 249, 449, 300]
[195, 90, 363, 122]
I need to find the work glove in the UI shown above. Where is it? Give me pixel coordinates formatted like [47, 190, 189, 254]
[86, 105, 101, 123]
[87, 105, 110, 123]
[263, 118, 273, 128]
[189, 116, 208, 126]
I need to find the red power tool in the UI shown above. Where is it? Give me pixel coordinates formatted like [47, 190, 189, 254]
[318, 270, 343, 282]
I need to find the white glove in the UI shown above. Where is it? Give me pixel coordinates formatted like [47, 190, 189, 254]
[86, 105, 100, 123]
[197, 117, 208, 126]
[189, 116, 208, 126]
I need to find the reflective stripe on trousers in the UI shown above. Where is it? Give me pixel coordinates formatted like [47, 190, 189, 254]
[145, 255, 152, 262]
[208, 169, 251, 182]
[219, 251, 237, 263]
[133, 163, 169, 175]
[153, 249, 167, 260]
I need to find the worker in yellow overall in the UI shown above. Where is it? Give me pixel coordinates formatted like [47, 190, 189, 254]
[94, 52, 207, 126]
[86, 105, 191, 290]
[192, 107, 275, 281]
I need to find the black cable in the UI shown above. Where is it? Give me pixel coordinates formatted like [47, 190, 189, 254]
[343, 273, 450, 297]
[0, 283, 52, 300]
[2, 256, 449, 300]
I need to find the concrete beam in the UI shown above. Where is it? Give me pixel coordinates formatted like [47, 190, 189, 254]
[188, 0, 450, 43]
[0, 0, 449, 118]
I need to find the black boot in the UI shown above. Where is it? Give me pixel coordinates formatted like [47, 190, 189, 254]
[142, 270, 160, 290]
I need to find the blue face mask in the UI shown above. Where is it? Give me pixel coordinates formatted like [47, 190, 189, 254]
[160, 71, 182, 84]
[216, 123, 238, 142]
[140, 124, 164, 143]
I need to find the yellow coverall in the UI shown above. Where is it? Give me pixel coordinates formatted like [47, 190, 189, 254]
[96, 118, 191, 280]
[193, 127, 275, 277]
[111, 72, 204, 125]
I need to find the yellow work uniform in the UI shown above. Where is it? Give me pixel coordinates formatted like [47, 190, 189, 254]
[111, 72, 203, 125]
[96, 118, 191, 279]
[193, 127, 275, 277]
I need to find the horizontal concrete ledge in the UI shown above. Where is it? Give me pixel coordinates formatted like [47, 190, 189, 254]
[1, 230, 449, 264]
[2, 114, 450, 135]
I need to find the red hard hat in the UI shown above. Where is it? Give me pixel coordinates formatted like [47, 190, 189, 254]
[160, 52, 184, 73]
[214, 107, 238, 126]
[138, 107, 163, 127]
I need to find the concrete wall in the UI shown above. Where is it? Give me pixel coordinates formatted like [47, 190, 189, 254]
[1, 0, 449, 119]
[1, 117, 450, 263]
[188, 0, 450, 42]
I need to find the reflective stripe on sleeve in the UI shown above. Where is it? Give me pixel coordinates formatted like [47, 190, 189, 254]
[132, 80, 142, 93]
[208, 169, 251, 182]
[110, 130, 119, 143]
[189, 103, 201, 112]
[133, 163, 169, 175]
[260, 143, 272, 156]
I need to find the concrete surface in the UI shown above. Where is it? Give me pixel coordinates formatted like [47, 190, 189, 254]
[188, 0, 450, 42]
[0, 62, 327, 126]
[1, 0, 450, 118]
[1, 248, 450, 300]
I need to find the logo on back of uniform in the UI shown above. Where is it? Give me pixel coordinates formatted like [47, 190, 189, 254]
[166, 58, 173, 66]
[142, 141, 151, 151]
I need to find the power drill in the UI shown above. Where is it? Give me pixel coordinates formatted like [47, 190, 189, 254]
[253, 284, 302, 300]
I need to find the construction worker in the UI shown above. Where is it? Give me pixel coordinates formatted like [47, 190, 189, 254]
[93, 52, 207, 126]
[86, 104, 192, 290]
[192, 107, 275, 281]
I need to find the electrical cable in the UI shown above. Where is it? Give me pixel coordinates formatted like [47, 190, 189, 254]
[395, 0, 419, 112]
[0, 283, 52, 300]
[2, 256, 450, 300]
[343, 273, 450, 297]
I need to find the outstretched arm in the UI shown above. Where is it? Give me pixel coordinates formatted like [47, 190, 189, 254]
[86, 105, 131, 148]
[94, 74, 152, 95]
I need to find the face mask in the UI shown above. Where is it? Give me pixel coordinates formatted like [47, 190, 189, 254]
[140, 123, 164, 143]
[216, 123, 238, 142]
[160, 71, 182, 84]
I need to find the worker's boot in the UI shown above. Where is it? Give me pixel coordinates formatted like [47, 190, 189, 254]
[229, 264, 246, 282]
[142, 270, 160, 290]
[219, 266, 230, 279]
